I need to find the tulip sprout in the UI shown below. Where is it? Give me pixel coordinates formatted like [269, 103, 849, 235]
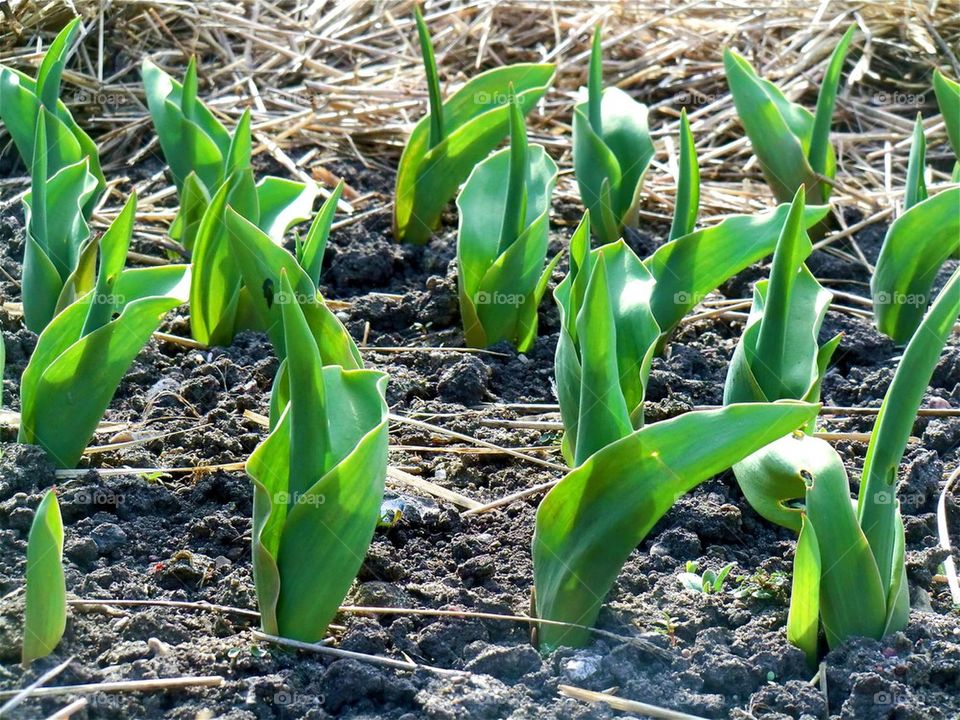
[573, 26, 655, 243]
[393, 7, 555, 244]
[456, 92, 558, 351]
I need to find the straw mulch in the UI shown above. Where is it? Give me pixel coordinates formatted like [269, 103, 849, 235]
[0, 0, 957, 251]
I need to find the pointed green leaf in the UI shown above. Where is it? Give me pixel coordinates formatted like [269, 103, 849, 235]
[669, 108, 700, 241]
[860, 267, 960, 592]
[393, 63, 555, 244]
[933, 69, 960, 159]
[787, 514, 821, 669]
[905, 113, 927, 210]
[871, 188, 960, 343]
[533, 401, 819, 650]
[22, 489, 66, 665]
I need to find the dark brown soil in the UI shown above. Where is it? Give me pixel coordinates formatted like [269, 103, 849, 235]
[0, 154, 958, 720]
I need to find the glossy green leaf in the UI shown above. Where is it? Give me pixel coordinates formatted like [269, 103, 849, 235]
[781, 435, 889, 649]
[787, 514, 820, 668]
[904, 113, 927, 210]
[724, 188, 836, 404]
[393, 60, 555, 244]
[0, 22, 105, 214]
[533, 401, 819, 650]
[646, 202, 830, 343]
[723, 189, 839, 529]
[808, 25, 857, 180]
[871, 188, 960, 343]
[860, 267, 960, 593]
[224, 206, 361, 368]
[21, 109, 99, 332]
[249, 271, 388, 642]
[573, 28, 654, 243]
[668, 108, 700, 241]
[414, 6, 444, 148]
[933, 69, 960, 160]
[142, 57, 232, 193]
[554, 221, 660, 466]
[456, 95, 558, 351]
[22, 489, 66, 665]
[724, 29, 854, 205]
[18, 198, 181, 468]
[297, 181, 344, 287]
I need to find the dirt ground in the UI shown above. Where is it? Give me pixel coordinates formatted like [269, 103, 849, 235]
[0, 152, 958, 718]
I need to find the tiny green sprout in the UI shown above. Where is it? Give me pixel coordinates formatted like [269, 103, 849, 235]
[393, 7, 555, 244]
[732, 570, 789, 601]
[378, 498, 405, 529]
[18, 194, 189, 469]
[678, 561, 735, 595]
[22, 489, 66, 665]
[573, 25, 655, 243]
[724, 26, 857, 209]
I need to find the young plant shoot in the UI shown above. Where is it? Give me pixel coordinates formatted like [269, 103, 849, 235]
[223, 184, 362, 369]
[18, 195, 189, 469]
[0, 18, 105, 216]
[573, 26, 655, 243]
[142, 57, 235, 251]
[21, 489, 66, 665]
[645, 201, 830, 348]
[775, 268, 960, 667]
[532, 400, 819, 651]
[723, 187, 841, 529]
[394, 7, 555, 244]
[553, 213, 660, 466]
[456, 92, 558, 351]
[188, 110, 317, 346]
[871, 109, 960, 344]
[669, 108, 700, 241]
[248, 271, 388, 643]
[20, 108, 100, 332]
[933, 69, 960, 178]
[724, 26, 856, 205]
